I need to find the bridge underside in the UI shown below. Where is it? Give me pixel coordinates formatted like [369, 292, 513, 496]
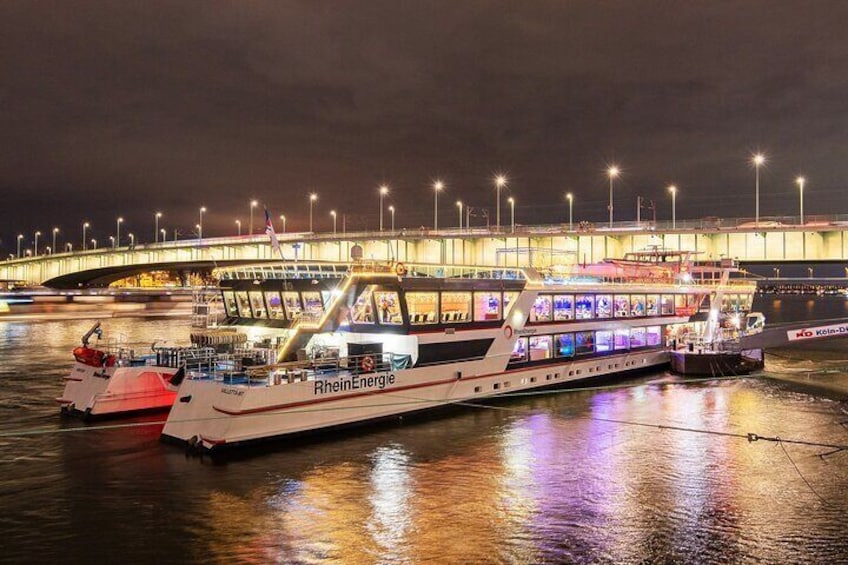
[42, 260, 260, 289]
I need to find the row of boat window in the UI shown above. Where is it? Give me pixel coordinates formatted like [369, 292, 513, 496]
[510, 326, 665, 363]
[222, 290, 328, 322]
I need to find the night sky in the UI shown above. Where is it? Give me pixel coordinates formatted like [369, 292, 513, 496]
[3, 1, 848, 253]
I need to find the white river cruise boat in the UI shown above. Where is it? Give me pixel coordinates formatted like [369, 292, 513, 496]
[161, 251, 759, 452]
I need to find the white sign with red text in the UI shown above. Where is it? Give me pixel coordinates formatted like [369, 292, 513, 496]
[788, 323, 848, 341]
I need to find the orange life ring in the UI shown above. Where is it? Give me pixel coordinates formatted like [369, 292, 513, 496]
[395, 263, 407, 277]
[360, 356, 376, 372]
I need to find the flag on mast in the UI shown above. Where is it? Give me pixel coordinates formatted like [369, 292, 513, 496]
[265, 207, 282, 257]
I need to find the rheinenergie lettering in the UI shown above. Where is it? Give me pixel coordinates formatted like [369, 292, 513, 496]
[314, 373, 397, 395]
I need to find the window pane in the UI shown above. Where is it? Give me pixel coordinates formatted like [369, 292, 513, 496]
[575, 331, 594, 354]
[222, 291, 238, 317]
[530, 295, 552, 322]
[249, 291, 267, 319]
[646, 295, 660, 316]
[302, 291, 325, 322]
[235, 291, 252, 317]
[503, 291, 520, 316]
[613, 295, 630, 318]
[595, 295, 612, 319]
[614, 329, 630, 350]
[473, 291, 502, 321]
[575, 295, 594, 320]
[282, 291, 303, 321]
[529, 335, 553, 360]
[374, 291, 403, 325]
[441, 292, 471, 323]
[510, 337, 528, 362]
[646, 326, 662, 346]
[554, 294, 574, 321]
[349, 286, 374, 324]
[596, 330, 614, 353]
[630, 327, 647, 347]
[630, 295, 646, 317]
[407, 292, 438, 325]
[555, 333, 574, 357]
[265, 292, 285, 320]
[675, 295, 687, 310]
[661, 295, 675, 315]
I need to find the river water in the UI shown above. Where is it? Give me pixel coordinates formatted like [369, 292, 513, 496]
[1, 297, 848, 564]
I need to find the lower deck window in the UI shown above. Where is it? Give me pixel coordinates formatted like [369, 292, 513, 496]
[614, 329, 630, 350]
[529, 335, 553, 361]
[283, 291, 303, 322]
[630, 327, 647, 347]
[265, 292, 285, 320]
[555, 333, 574, 357]
[407, 292, 437, 324]
[575, 331, 594, 355]
[441, 292, 471, 323]
[350, 286, 374, 324]
[374, 291, 402, 324]
[596, 330, 613, 353]
[646, 326, 662, 346]
[222, 291, 238, 317]
[302, 291, 325, 322]
[510, 337, 528, 362]
[235, 291, 252, 317]
[248, 291, 267, 318]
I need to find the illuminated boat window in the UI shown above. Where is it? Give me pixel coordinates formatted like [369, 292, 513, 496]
[553, 294, 574, 321]
[248, 291, 267, 319]
[614, 329, 630, 350]
[675, 294, 687, 312]
[646, 326, 662, 346]
[441, 291, 471, 323]
[595, 330, 614, 353]
[630, 295, 646, 317]
[555, 333, 574, 357]
[374, 291, 403, 325]
[646, 294, 660, 316]
[222, 291, 238, 317]
[575, 295, 594, 320]
[282, 291, 303, 321]
[350, 286, 375, 324]
[407, 292, 438, 324]
[660, 295, 675, 315]
[595, 294, 612, 319]
[302, 291, 325, 322]
[529, 335, 553, 360]
[530, 295, 552, 322]
[575, 331, 594, 354]
[613, 295, 630, 318]
[502, 291, 520, 316]
[265, 291, 285, 320]
[235, 291, 252, 317]
[473, 291, 502, 321]
[630, 327, 647, 347]
[510, 337, 528, 362]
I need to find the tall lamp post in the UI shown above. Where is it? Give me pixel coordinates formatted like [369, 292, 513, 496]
[16, 234, 23, 258]
[199, 206, 206, 241]
[309, 194, 317, 232]
[456, 201, 463, 230]
[279, 215, 286, 233]
[249, 200, 258, 235]
[116, 217, 123, 247]
[495, 175, 507, 230]
[109, 235, 115, 249]
[507, 197, 515, 233]
[668, 185, 677, 229]
[796, 176, 806, 226]
[155, 212, 162, 243]
[82, 222, 90, 251]
[752, 153, 765, 226]
[160, 229, 166, 243]
[330, 210, 337, 234]
[91, 238, 97, 250]
[34, 231, 41, 256]
[566, 193, 573, 230]
[129, 233, 135, 247]
[52, 227, 59, 253]
[607, 166, 619, 228]
[388, 206, 395, 231]
[379, 185, 389, 231]
[235, 219, 241, 236]
[433, 181, 443, 230]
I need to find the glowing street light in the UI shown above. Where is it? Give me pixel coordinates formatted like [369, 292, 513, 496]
[199, 206, 206, 241]
[796, 176, 806, 226]
[91, 238, 97, 250]
[279, 214, 286, 233]
[155, 212, 163, 242]
[160, 228, 166, 242]
[752, 153, 766, 226]
[456, 201, 463, 230]
[82, 222, 90, 251]
[607, 165, 620, 228]
[129, 233, 135, 247]
[388, 206, 395, 231]
[235, 219, 241, 236]
[566, 193, 574, 231]
[379, 185, 389, 231]
[433, 181, 444, 230]
[495, 175, 507, 230]
[109, 235, 115, 249]
[507, 197, 515, 233]
[330, 210, 337, 234]
[116, 217, 124, 247]
[52, 227, 59, 253]
[249, 200, 258, 235]
[668, 185, 677, 229]
[309, 193, 318, 232]
[16, 234, 23, 258]
[34, 231, 41, 256]
[45, 246, 51, 255]
[66, 242, 73, 252]
[195, 224, 201, 241]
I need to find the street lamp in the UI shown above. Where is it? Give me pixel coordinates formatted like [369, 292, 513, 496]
[16, 234, 23, 258]
[34, 231, 41, 256]
[566, 193, 573, 231]
[235, 219, 241, 236]
[668, 185, 677, 229]
[129, 233, 135, 247]
[796, 176, 806, 226]
[155, 212, 162, 242]
[433, 181, 444, 230]
[456, 201, 463, 230]
[279, 215, 286, 233]
[330, 210, 337, 234]
[195, 224, 201, 241]
[495, 175, 507, 230]
[109, 235, 115, 249]
[199, 206, 206, 241]
[752, 153, 765, 226]
[91, 238, 97, 250]
[309, 194, 318, 232]
[249, 200, 258, 235]
[379, 185, 389, 231]
[507, 197, 515, 233]
[160, 228, 166, 242]
[66, 242, 73, 252]
[607, 165, 620, 228]
[52, 227, 59, 252]
[116, 217, 123, 247]
[82, 222, 90, 251]
[388, 206, 395, 231]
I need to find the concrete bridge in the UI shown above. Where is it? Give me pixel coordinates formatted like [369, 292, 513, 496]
[5, 216, 848, 287]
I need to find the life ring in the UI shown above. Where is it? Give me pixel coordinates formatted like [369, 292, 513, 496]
[360, 356, 376, 372]
[503, 325, 514, 339]
[395, 263, 407, 277]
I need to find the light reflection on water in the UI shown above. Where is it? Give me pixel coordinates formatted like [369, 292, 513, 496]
[1, 308, 848, 563]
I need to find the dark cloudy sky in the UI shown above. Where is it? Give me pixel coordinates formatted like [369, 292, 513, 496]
[2, 1, 848, 252]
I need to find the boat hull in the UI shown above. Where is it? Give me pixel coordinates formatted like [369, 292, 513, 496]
[669, 349, 764, 376]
